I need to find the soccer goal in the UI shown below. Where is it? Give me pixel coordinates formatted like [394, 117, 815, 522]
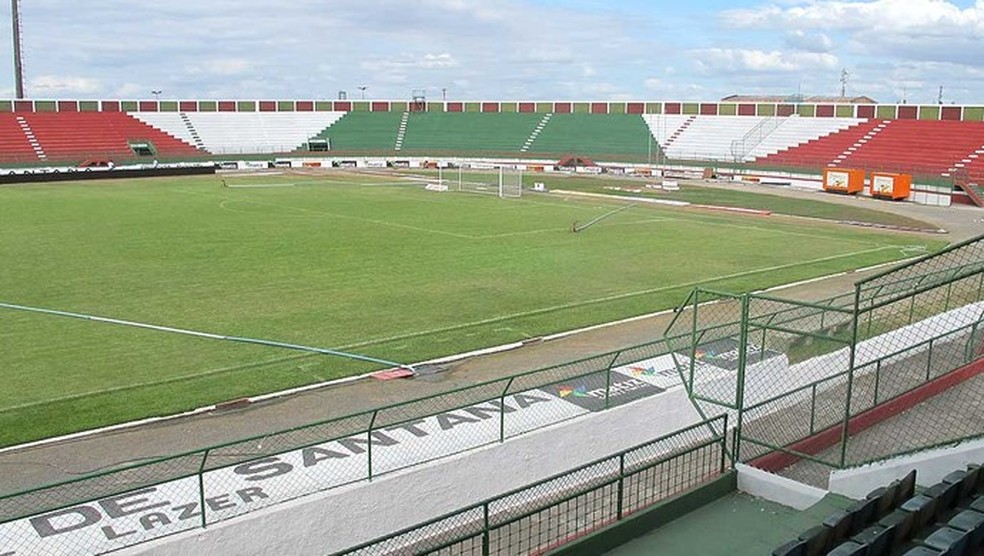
[449, 165, 523, 198]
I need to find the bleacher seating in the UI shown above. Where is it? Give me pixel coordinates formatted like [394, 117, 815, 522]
[527, 113, 655, 158]
[134, 111, 346, 155]
[18, 112, 200, 162]
[0, 113, 37, 162]
[642, 114, 694, 148]
[313, 111, 404, 152]
[834, 120, 984, 177]
[774, 464, 984, 556]
[753, 120, 883, 169]
[745, 117, 866, 160]
[397, 112, 541, 154]
[658, 115, 771, 161]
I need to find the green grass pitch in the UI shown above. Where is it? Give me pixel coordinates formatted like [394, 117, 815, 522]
[0, 171, 945, 446]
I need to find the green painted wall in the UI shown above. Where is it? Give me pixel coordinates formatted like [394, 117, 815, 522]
[757, 104, 775, 116]
[198, 101, 217, 112]
[964, 107, 984, 121]
[352, 101, 369, 112]
[645, 102, 662, 114]
[426, 102, 444, 112]
[391, 101, 408, 112]
[465, 102, 481, 113]
[35, 101, 57, 112]
[609, 102, 626, 114]
[500, 102, 517, 113]
[277, 101, 294, 111]
[159, 101, 178, 112]
[78, 101, 98, 112]
[0, 100, 11, 112]
[918, 106, 940, 120]
[876, 105, 897, 119]
[718, 104, 736, 116]
[536, 102, 553, 113]
[237, 101, 256, 112]
[314, 101, 333, 111]
[120, 101, 138, 112]
[573, 102, 589, 113]
[836, 105, 855, 117]
[682, 103, 699, 115]
[797, 104, 816, 117]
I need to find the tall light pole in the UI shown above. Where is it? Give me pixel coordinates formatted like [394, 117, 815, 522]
[442, 88, 447, 101]
[358, 85, 367, 100]
[151, 90, 162, 102]
[11, 0, 25, 99]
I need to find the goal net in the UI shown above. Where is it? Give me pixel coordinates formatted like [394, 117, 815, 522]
[448, 165, 523, 198]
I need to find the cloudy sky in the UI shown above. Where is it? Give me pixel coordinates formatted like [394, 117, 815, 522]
[1, 0, 983, 104]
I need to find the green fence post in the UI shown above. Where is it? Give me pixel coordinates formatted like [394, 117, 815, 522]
[482, 501, 491, 556]
[617, 453, 626, 520]
[874, 360, 882, 406]
[198, 449, 209, 529]
[604, 352, 620, 411]
[368, 411, 378, 481]
[926, 338, 934, 381]
[809, 383, 818, 435]
[840, 286, 863, 468]
[500, 378, 514, 442]
[733, 294, 750, 463]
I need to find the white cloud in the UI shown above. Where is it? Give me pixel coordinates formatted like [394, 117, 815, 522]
[29, 75, 102, 95]
[784, 30, 834, 53]
[694, 49, 839, 73]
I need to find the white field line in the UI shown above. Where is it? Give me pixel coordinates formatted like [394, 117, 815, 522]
[0, 245, 914, 454]
[224, 183, 296, 188]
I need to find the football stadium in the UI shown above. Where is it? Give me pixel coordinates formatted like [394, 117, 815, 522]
[2, 2, 984, 556]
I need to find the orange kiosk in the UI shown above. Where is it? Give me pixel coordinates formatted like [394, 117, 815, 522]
[822, 168, 866, 195]
[869, 172, 912, 200]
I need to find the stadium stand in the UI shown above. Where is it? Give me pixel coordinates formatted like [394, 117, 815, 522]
[834, 120, 984, 177]
[0, 113, 38, 162]
[526, 113, 655, 159]
[752, 119, 884, 169]
[643, 113, 694, 151]
[773, 465, 984, 556]
[311, 110, 404, 152]
[659, 115, 771, 161]
[14, 112, 200, 163]
[399, 112, 542, 154]
[131, 111, 346, 155]
[744, 116, 866, 160]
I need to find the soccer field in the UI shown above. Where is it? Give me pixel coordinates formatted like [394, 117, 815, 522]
[0, 171, 944, 446]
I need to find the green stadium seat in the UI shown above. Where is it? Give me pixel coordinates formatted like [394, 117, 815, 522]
[902, 495, 941, 532]
[867, 481, 901, 520]
[846, 497, 880, 534]
[823, 510, 855, 548]
[771, 538, 807, 556]
[896, 470, 918, 507]
[920, 526, 969, 555]
[826, 540, 867, 555]
[852, 524, 893, 556]
[879, 508, 918, 550]
[945, 509, 984, 549]
[797, 524, 829, 556]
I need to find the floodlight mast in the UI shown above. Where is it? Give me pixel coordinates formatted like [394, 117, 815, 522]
[11, 0, 25, 98]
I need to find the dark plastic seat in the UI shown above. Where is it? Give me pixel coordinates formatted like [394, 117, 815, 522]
[797, 524, 830, 556]
[896, 469, 918, 506]
[921, 526, 969, 555]
[867, 481, 901, 519]
[852, 524, 892, 556]
[827, 540, 867, 555]
[772, 538, 806, 556]
[847, 497, 881, 533]
[824, 510, 855, 548]
[901, 547, 941, 555]
[902, 494, 941, 532]
[970, 495, 984, 514]
[946, 508, 984, 548]
[964, 464, 982, 496]
[879, 508, 918, 550]
[925, 481, 960, 512]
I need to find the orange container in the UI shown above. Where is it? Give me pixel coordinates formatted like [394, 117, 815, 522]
[823, 168, 866, 194]
[869, 172, 912, 200]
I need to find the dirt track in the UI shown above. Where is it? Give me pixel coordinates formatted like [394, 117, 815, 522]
[0, 181, 980, 496]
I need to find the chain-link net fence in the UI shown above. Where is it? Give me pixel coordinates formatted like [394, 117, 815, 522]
[335, 415, 728, 556]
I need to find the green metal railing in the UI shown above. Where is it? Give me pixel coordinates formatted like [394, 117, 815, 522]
[334, 414, 728, 556]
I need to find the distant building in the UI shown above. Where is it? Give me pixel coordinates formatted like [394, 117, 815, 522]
[720, 94, 878, 104]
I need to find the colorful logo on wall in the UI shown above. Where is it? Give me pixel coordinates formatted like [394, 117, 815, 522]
[556, 385, 589, 398]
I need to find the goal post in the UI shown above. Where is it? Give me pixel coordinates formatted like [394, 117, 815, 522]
[455, 164, 523, 198]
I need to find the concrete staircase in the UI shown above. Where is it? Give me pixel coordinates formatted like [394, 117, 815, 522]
[395, 112, 410, 151]
[830, 120, 890, 167]
[16, 115, 45, 160]
[520, 113, 552, 152]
